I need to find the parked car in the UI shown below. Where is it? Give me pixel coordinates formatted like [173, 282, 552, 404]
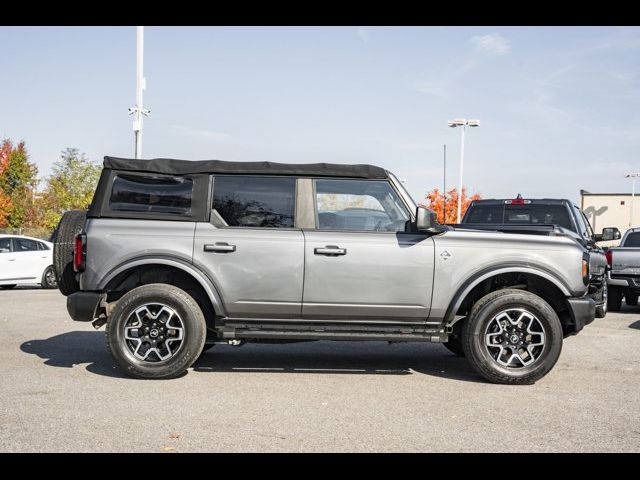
[605, 227, 640, 310]
[0, 234, 58, 289]
[460, 196, 619, 318]
[56, 157, 597, 384]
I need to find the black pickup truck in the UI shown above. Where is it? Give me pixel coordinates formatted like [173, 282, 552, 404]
[459, 196, 621, 319]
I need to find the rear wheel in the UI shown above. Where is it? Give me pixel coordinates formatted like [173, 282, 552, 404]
[608, 286, 622, 311]
[41, 266, 58, 289]
[0, 285, 17, 290]
[106, 284, 207, 379]
[53, 210, 86, 296]
[462, 289, 563, 385]
[625, 293, 638, 306]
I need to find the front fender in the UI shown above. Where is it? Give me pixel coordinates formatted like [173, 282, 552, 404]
[443, 264, 572, 326]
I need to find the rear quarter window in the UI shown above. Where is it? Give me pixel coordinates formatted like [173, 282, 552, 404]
[109, 174, 193, 215]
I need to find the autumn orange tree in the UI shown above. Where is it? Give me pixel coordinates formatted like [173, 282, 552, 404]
[0, 140, 15, 227]
[420, 187, 481, 224]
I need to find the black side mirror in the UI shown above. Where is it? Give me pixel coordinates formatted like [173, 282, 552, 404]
[601, 227, 621, 241]
[416, 206, 441, 232]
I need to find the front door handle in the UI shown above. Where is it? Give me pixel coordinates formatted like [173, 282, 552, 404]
[204, 243, 236, 253]
[314, 245, 347, 256]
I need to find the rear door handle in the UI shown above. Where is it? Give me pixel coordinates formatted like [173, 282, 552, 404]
[204, 243, 236, 253]
[314, 246, 347, 256]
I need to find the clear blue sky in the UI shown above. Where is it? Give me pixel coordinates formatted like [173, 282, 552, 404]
[1, 26, 639, 202]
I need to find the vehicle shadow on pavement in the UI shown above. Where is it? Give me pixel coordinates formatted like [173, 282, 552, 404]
[20, 331, 126, 379]
[629, 320, 640, 330]
[193, 342, 485, 383]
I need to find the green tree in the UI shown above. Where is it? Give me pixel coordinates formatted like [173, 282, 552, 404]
[40, 148, 101, 229]
[0, 139, 38, 229]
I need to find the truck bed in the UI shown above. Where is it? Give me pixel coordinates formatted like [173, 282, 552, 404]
[449, 223, 561, 236]
[608, 247, 640, 276]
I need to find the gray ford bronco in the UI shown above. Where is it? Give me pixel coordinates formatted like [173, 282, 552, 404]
[55, 157, 596, 384]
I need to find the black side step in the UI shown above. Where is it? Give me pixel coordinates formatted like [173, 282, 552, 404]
[218, 329, 446, 343]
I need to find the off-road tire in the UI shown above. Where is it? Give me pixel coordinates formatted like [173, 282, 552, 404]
[607, 286, 622, 311]
[462, 289, 563, 385]
[106, 284, 207, 379]
[53, 210, 86, 296]
[625, 293, 638, 306]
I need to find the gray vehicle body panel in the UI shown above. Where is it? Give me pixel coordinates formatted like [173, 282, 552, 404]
[193, 224, 304, 319]
[429, 229, 585, 322]
[301, 231, 434, 322]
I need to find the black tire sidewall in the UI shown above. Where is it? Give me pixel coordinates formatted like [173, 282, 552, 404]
[463, 291, 563, 384]
[53, 210, 86, 296]
[608, 286, 622, 311]
[625, 293, 638, 306]
[41, 266, 57, 289]
[106, 284, 206, 379]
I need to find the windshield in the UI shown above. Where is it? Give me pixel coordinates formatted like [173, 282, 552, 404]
[387, 172, 417, 212]
[578, 209, 595, 239]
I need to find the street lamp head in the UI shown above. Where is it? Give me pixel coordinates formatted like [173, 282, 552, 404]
[448, 118, 466, 128]
[467, 119, 480, 127]
[625, 173, 640, 178]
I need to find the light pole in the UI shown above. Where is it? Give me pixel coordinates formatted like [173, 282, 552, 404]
[129, 26, 150, 159]
[625, 173, 640, 227]
[448, 118, 480, 223]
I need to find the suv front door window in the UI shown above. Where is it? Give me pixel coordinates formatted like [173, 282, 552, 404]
[315, 179, 410, 232]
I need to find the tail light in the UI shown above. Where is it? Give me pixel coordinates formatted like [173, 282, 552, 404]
[605, 249, 613, 267]
[74, 233, 86, 272]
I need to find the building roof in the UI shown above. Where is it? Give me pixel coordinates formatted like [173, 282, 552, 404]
[580, 189, 635, 196]
[103, 157, 388, 179]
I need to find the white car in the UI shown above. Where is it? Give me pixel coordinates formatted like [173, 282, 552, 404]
[0, 234, 58, 289]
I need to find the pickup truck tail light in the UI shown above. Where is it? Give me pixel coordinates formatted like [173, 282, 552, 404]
[74, 233, 86, 273]
[605, 250, 613, 267]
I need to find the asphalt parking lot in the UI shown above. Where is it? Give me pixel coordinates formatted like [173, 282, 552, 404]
[1, 288, 639, 452]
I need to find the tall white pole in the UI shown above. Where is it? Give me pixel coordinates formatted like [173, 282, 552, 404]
[134, 26, 144, 159]
[457, 125, 466, 223]
[631, 177, 636, 227]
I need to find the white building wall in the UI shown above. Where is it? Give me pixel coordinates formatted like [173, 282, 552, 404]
[580, 192, 640, 247]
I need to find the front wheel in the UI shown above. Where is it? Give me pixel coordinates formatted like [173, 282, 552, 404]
[106, 284, 207, 379]
[462, 289, 563, 385]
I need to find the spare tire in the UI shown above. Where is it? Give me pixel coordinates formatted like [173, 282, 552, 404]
[53, 210, 87, 296]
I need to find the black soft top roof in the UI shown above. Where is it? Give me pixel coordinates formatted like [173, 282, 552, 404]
[103, 157, 388, 179]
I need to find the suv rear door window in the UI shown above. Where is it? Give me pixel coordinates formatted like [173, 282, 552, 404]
[212, 176, 296, 228]
[109, 174, 193, 215]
